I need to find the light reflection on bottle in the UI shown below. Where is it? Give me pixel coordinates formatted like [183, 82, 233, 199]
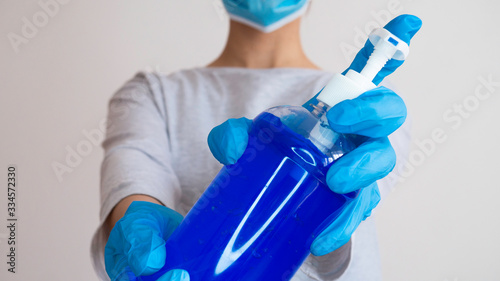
[291, 147, 316, 166]
[214, 157, 308, 275]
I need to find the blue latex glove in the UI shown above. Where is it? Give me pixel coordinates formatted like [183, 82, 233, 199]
[207, 15, 422, 256]
[104, 201, 190, 281]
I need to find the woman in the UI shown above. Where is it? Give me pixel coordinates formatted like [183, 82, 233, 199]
[91, 1, 421, 280]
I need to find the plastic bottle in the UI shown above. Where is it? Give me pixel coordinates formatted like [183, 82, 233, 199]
[135, 27, 410, 281]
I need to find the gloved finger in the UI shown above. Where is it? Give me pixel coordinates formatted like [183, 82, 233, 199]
[105, 214, 166, 279]
[124, 219, 168, 276]
[311, 183, 380, 256]
[326, 86, 407, 138]
[343, 14, 422, 85]
[208, 117, 252, 165]
[326, 137, 396, 194]
[104, 202, 183, 278]
[361, 183, 382, 220]
[125, 203, 183, 276]
[157, 269, 191, 281]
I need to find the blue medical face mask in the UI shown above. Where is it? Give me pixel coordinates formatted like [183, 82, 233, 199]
[222, 0, 310, 33]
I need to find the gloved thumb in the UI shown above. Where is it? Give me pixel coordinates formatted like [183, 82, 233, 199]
[208, 118, 253, 165]
[343, 14, 422, 85]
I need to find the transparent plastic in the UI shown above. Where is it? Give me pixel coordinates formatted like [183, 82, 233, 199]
[136, 102, 359, 281]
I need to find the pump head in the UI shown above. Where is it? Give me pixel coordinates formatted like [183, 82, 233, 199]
[316, 28, 410, 108]
[360, 28, 410, 82]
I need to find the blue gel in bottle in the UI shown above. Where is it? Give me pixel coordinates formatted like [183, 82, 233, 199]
[137, 104, 358, 281]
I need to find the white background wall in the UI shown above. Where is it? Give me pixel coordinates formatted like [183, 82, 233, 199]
[0, 0, 499, 280]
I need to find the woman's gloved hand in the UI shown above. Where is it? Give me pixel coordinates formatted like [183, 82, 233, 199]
[207, 15, 421, 256]
[104, 201, 190, 281]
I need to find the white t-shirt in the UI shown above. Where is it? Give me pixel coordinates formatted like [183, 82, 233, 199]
[91, 68, 410, 281]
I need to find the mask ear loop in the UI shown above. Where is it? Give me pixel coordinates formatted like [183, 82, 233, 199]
[306, 0, 312, 16]
[300, 0, 312, 25]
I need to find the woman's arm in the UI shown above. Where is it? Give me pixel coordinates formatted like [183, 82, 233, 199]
[91, 72, 183, 279]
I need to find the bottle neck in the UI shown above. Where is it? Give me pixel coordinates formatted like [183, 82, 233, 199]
[308, 99, 330, 120]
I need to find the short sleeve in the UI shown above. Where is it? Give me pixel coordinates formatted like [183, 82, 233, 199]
[90, 72, 182, 280]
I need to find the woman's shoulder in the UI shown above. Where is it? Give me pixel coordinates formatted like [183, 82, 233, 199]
[150, 67, 332, 80]
[136, 66, 332, 78]
[129, 68, 221, 91]
[117, 69, 200, 99]
[121, 67, 334, 101]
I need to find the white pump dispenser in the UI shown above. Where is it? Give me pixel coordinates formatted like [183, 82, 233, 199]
[317, 28, 410, 107]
